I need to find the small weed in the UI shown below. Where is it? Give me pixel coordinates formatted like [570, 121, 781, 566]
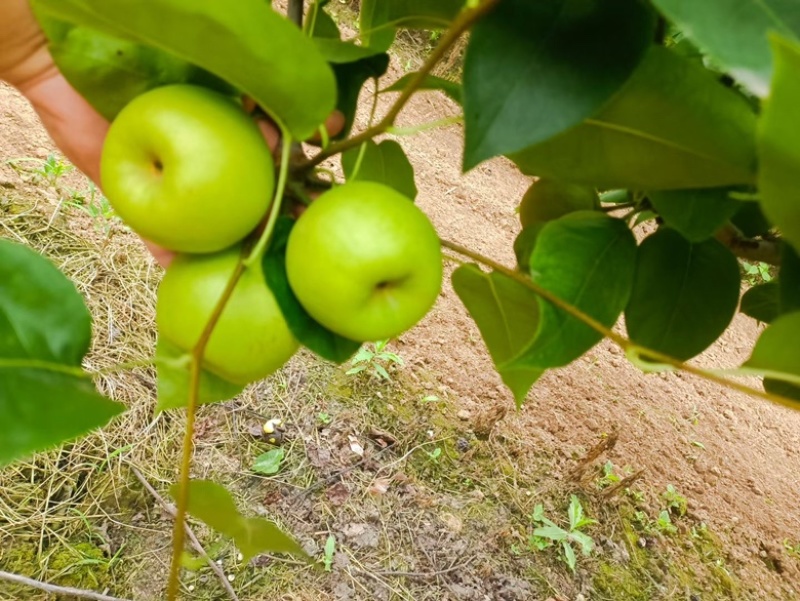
[322, 535, 336, 572]
[317, 411, 332, 425]
[784, 539, 800, 559]
[251, 448, 285, 475]
[65, 183, 120, 236]
[662, 484, 688, 517]
[596, 461, 633, 490]
[655, 510, 678, 535]
[346, 339, 404, 381]
[36, 153, 74, 187]
[741, 260, 775, 285]
[6, 154, 73, 188]
[529, 495, 597, 573]
[425, 447, 443, 463]
[634, 507, 679, 536]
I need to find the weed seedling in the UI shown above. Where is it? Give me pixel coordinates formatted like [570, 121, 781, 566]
[346, 339, 404, 381]
[529, 495, 597, 573]
[662, 484, 688, 517]
[323, 535, 336, 572]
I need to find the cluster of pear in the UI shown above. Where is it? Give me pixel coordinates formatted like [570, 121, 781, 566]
[100, 84, 442, 385]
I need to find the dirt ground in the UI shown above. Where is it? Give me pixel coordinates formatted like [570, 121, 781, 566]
[2, 30, 800, 601]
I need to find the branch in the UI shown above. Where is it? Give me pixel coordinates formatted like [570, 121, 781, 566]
[292, 0, 500, 173]
[129, 466, 240, 601]
[440, 237, 800, 412]
[287, 0, 303, 27]
[715, 223, 782, 266]
[0, 571, 131, 601]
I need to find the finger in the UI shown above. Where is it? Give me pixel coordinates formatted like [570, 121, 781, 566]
[308, 110, 346, 143]
[143, 239, 176, 268]
[254, 116, 281, 154]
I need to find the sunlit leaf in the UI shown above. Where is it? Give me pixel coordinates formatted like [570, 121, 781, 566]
[746, 312, 800, 401]
[510, 46, 758, 190]
[252, 448, 285, 475]
[0, 240, 123, 464]
[36, 17, 233, 120]
[31, 0, 336, 139]
[463, 0, 655, 168]
[170, 480, 306, 562]
[451, 265, 543, 405]
[651, 0, 800, 96]
[342, 140, 417, 200]
[758, 35, 800, 253]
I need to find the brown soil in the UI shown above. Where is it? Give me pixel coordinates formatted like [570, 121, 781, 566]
[2, 39, 800, 601]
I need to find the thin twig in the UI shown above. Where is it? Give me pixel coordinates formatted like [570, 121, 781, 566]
[129, 466, 240, 601]
[0, 571, 131, 601]
[167, 257, 246, 600]
[293, 0, 500, 174]
[367, 560, 474, 579]
[599, 469, 647, 499]
[715, 223, 782, 266]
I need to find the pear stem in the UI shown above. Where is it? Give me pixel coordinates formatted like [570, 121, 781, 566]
[292, 0, 500, 174]
[245, 135, 294, 266]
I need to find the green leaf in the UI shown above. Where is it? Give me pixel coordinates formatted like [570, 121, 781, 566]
[382, 73, 462, 104]
[36, 17, 233, 121]
[509, 46, 758, 190]
[331, 53, 390, 140]
[625, 229, 741, 360]
[0, 240, 90, 364]
[513, 225, 545, 273]
[263, 218, 361, 364]
[533, 525, 569, 542]
[568, 495, 584, 531]
[741, 282, 780, 323]
[745, 312, 800, 400]
[451, 265, 543, 405]
[648, 188, 743, 242]
[651, 0, 800, 96]
[307, 1, 340, 39]
[562, 541, 578, 572]
[314, 39, 387, 63]
[463, 0, 656, 169]
[464, 0, 656, 171]
[0, 240, 123, 464]
[513, 213, 637, 369]
[758, 36, 800, 253]
[731, 201, 773, 238]
[361, 0, 463, 48]
[341, 140, 418, 199]
[155, 338, 244, 412]
[571, 531, 595, 555]
[252, 448, 285, 475]
[0, 369, 124, 465]
[31, 0, 336, 139]
[170, 480, 306, 562]
[780, 244, 800, 315]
